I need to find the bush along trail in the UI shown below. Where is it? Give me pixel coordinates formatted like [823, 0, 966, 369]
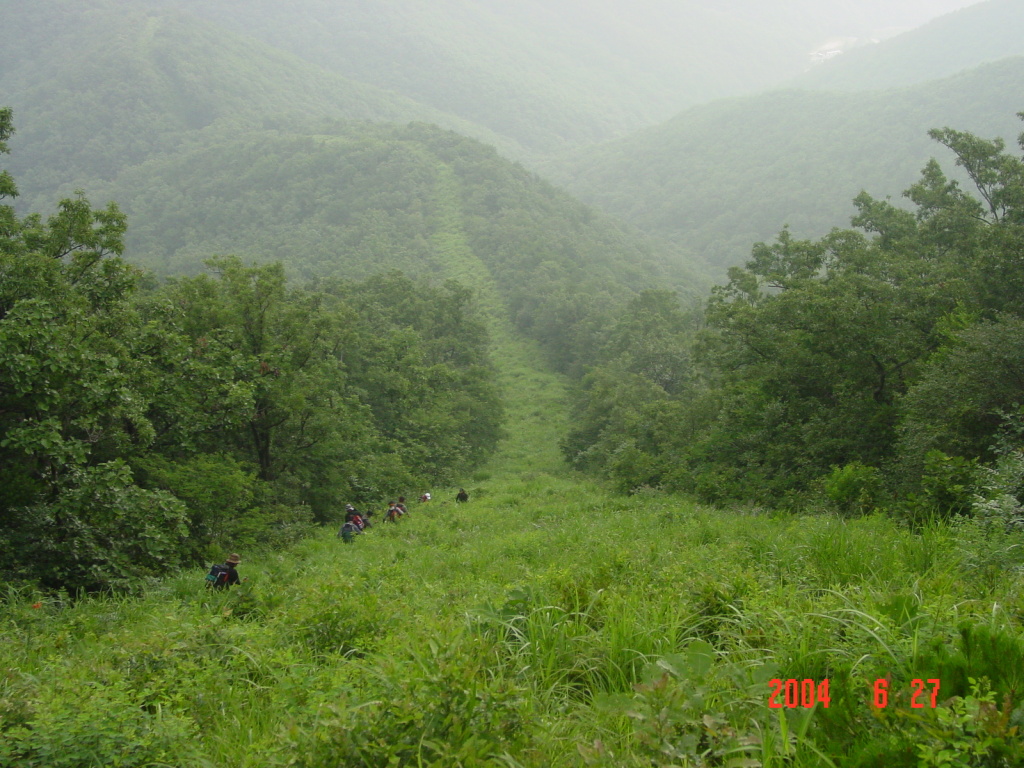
[2, 323, 1024, 768]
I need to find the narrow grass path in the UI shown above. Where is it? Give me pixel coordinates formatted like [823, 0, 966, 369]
[428, 158, 569, 478]
[4, 171, 1024, 765]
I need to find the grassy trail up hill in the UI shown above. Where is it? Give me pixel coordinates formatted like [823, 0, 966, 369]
[426, 160, 569, 477]
[3, 248, 1024, 765]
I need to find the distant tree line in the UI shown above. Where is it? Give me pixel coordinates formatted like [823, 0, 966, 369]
[101, 122, 691, 377]
[0, 109, 502, 591]
[565, 113, 1024, 520]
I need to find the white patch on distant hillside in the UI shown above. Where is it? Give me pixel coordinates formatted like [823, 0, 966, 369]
[809, 37, 858, 64]
[807, 29, 903, 66]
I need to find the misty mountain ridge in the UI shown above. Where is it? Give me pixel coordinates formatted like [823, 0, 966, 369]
[3, 0, 1006, 187]
[555, 55, 1024, 276]
[3, 0, 1019, 292]
[792, 0, 1024, 91]
[0, 0, 517, 209]
[131, 0, 990, 155]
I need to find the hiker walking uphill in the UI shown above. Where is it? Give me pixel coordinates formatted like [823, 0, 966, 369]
[384, 501, 403, 523]
[456, 488, 469, 503]
[206, 553, 242, 589]
[344, 504, 370, 530]
[337, 520, 360, 543]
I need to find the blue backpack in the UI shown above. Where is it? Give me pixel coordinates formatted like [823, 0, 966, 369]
[205, 564, 231, 588]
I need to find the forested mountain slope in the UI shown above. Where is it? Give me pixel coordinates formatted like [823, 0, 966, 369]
[792, 0, 1024, 92]
[3, 104, 530, 599]
[0, 0, 508, 210]
[136, 0, 981, 155]
[556, 57, 1024, 275]
[96, 122, 701, 372]
[4, 0, 1007, 301]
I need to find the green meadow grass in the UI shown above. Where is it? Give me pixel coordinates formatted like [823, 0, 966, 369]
[3, 339, 1024, 766]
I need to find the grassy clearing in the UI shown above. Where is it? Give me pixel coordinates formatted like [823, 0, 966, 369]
[3, 340, 1024, 767]
[6, 498, 1023, 766]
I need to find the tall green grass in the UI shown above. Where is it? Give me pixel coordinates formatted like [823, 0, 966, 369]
[3, 337, 1024, 766]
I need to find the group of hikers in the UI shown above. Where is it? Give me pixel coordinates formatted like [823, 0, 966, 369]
[337, 489, 469, 542]
[336, 497, 406, 542]
[206, 488, 471, 588]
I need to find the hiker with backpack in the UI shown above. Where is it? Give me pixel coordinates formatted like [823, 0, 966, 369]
[338, 520, 360, 543]
[206, 553, 242, 589]
[344, 504, 369, 530]
[456, 488, 469, 503]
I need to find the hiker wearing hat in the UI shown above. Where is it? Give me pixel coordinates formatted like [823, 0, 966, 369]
[206, 553, 242, 589]
[223, 554, 242, 587]
[344, 504, 368, 530]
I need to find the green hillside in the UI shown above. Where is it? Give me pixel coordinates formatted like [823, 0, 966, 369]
[6, 3, 1024, 764]
[136, 0, 805, 152]
[4, 166, 1024, 759]
[556, 57, 1024, 275]
[0, 0, 707, 374]
[0, 0, 508, 209]
[90, 121, 703, 371]
[792, 0, 1024, 92]
[3, 334, 1024, 766]
[137, 0, 979, 156]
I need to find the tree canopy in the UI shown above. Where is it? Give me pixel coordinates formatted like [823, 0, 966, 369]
[0, 110, 503, 590]
[565, 113, 1024, 515]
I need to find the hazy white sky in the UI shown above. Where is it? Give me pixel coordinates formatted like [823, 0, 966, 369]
[884, 0, 988, 26]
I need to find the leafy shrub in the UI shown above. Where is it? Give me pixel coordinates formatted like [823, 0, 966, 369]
[910, 678, 1024, 768]
[0, 678, 201, 768]
[134, 452, 258, 560]
[899, 451, 979, 526]
[822, 461, 883, 516]
[917, 623, 1024, 704]
[6, 461, 189, 591]
[274, 635, 532, 767]
[588, 642, 790, 767]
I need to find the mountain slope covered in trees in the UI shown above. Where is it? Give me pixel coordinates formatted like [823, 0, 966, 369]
[1, 0, 704, 375]
[7, 4, 1024, 763]
[564, 114, 1024, 518]
[556, 56, 1024, 275]
[98, 121, 701, 373]
[0, 105, 509, 589]
[5, 0, 1013, 303]
[4, 0, 987, 167]
[0, 0, 511, 209]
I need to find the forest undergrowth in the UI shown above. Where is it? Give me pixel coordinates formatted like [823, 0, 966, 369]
[2, 333, 1024, 768]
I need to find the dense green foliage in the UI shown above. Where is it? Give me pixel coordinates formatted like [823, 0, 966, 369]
[5, 287, 1015, 763]
[4, 4, 1024, 766]
[3, 324, 1023, 765]
[93, 121, 697, 374]
[0, 112, 502, 591]
[5, 3, 1024, 762]
[3, 446, 1024, 766]
[566, 115, 1024, 516]
[1, 0, 706, 377]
